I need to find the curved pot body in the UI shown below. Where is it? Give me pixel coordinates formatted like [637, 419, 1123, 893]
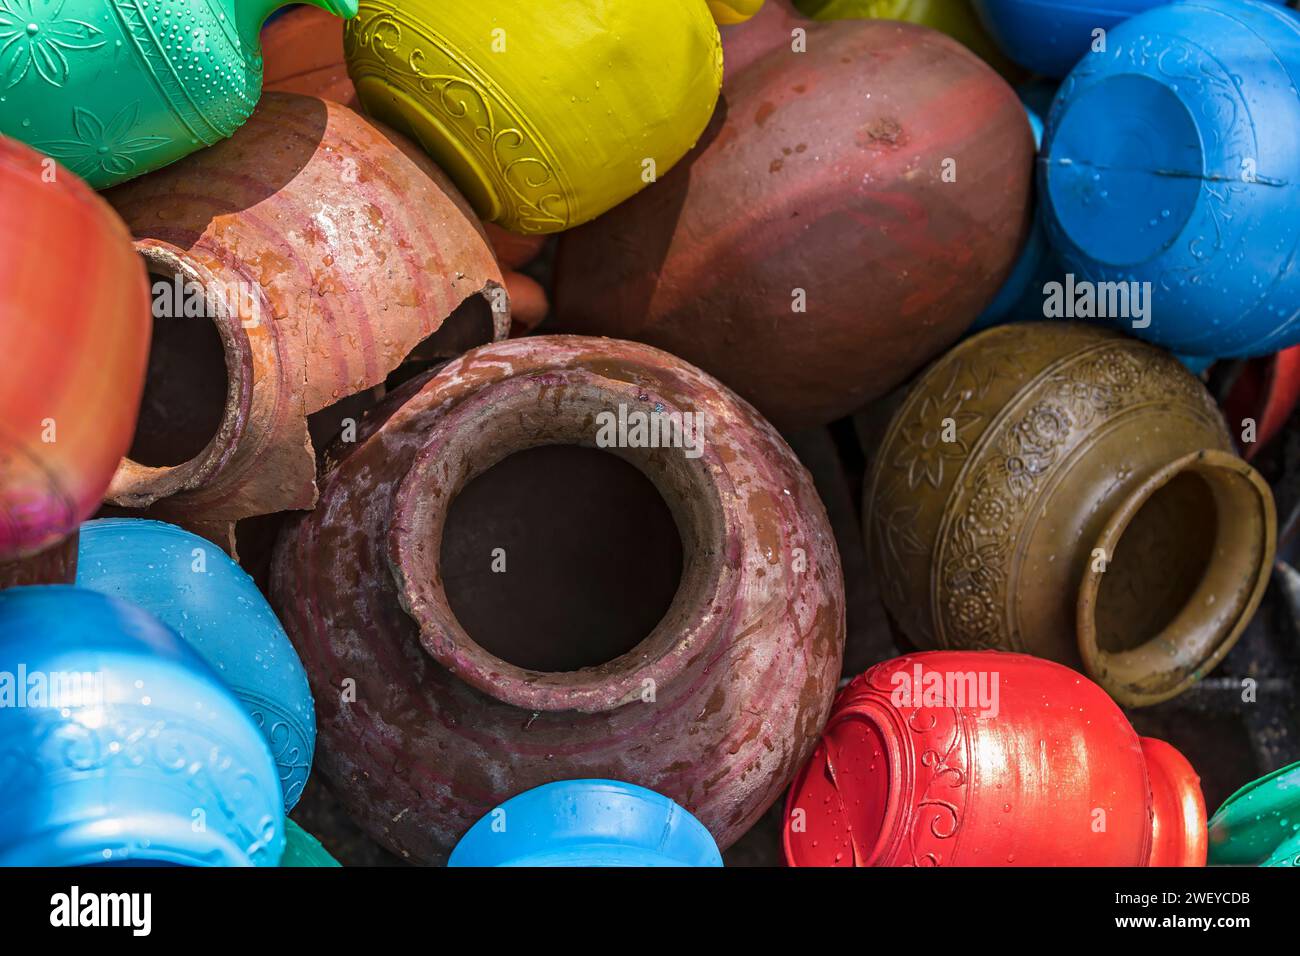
[281, 819, 340, 867]
[553, 20, 1033, 428]
[262, 3, 360, 107]
[783, 651, 1206, 866]
[0, 586, 283, 866]
[1040, 0, 1300, 360]
[1222, 346, 1300, 461]
[711, 0, 767, 25]
[0, 138, 149, 561]
[865, 323, 1275, 707]
[270, 335, 845, 862]
[801, 0, 1021, 79]
[0, 1, 357, 190]
[719, 0, 809, 83]
[449, 780, 724, 867]
[76, 518, 315, 812]
[344, 1, 723, 234]
[1208, 760, 1300, 866]
[102, 93, 506, 541]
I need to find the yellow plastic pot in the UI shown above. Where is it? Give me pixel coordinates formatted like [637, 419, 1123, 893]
[796, 0, 1021, 80]
[345, 1, 723, 234]
[709, 0, 766, 24]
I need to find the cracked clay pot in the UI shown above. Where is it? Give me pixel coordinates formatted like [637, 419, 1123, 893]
[865, 323, 1275, 707]
[783, 651, 1207, 867]
[0, 138, 149, 564]
[102, 93, 507, 548]
[553, 17, 1034, 429]
[270, 335, 845, 863]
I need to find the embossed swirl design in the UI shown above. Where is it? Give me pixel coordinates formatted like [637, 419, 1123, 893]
[345, 5, 571, 233]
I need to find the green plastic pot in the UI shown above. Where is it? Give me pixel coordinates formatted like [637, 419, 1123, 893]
[281, 820, 340, 868]
[0, 0, 357, 190]
[1208, 760, 1300, 867]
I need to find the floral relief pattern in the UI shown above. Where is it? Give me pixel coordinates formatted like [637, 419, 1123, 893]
[37, 102, 168, 178]
[0, 0, 105, 89]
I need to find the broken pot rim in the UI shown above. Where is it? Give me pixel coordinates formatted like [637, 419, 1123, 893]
[387, 363, 744, 715]
[107, 240, 252, 508]
[1076, 447, 1276, 708]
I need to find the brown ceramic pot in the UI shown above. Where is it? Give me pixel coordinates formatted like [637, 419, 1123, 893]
[864, 323, 1275, 707]
[270, 335, 845, 862]
[553, 19, 1033, 428]
[103, 93, 507, 546]
[262, 5, 360, 108]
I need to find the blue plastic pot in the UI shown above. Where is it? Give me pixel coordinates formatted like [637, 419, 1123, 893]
[1040, 0, 1300, 361]
[973, 0, 1284, 78]
[76, 519, 315, 811]
[448, 780, 724, 867]
[0, 586, 284, 866]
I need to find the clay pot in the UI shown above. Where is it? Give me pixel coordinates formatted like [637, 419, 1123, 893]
[784, 651, 1207, 867]
[711, 0, 767, 24]
[553, 19, 1034, 428]
[0, 586, 284, 866]
[344, 1, 723, 234]
[270, 335, 845, 863]
[865, 323, 1275, 707]
[102, 93, 507, 546]
[76, 519, 315, 812]
[799, 0, 1022, 80]
[719, 0, 809, 83]
[262, 3, 360, 108]
[1040, 0, 1300, 363]
[505, 271, 550, 337]
[448, 780, 724, 867]
[0, 138, 149, 562]
[1208, 760, 1300, 867]
[282, 819, 341, 867]
[0, 1, 357, 190]
[1222, 346, 1300, 461]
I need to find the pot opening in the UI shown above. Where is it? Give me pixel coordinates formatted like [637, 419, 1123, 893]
[1079, 451, 1274, 705]
[1093, 472, 1217, 654]
[127, 271, 230, 467]
[440, 445, 685, 673]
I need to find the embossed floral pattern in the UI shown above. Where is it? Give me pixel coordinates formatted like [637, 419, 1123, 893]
[893, 392, 980, 490]
[0, 0, 104, 89]
[37, 102, 168, 178]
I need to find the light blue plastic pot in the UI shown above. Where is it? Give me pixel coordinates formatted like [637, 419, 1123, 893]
[76, 518, 315, 811]
[448, 780, 724, 867]
[1040, 0, 1300, 361]
[973, 0, 1284, 78]
[0, 586, 284, 866]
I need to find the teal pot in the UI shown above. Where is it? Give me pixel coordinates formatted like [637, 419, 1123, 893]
[1208, 760, 1300, 867]
[0, 0, 357, 189]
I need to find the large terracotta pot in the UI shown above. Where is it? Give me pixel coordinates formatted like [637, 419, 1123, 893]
[719, 0, 809, 83]
[0, 138, 149, 562]
[553, 19, 1034, 428]
[857, 325, 1274, 707]
[865, 323, 1275, 707]
[783, 651, 1208, 867]
[0, 0, 357, 190]
[270, 335, 845, 863]
[343, 0, 723, 234]
[262, 3, 360, 108]
[102, 93, 507, 547]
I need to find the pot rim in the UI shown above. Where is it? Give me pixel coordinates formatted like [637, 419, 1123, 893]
[1076, 448, 1275, 708]
[107, 241, 253, 508]
[387, 365, 742, 714]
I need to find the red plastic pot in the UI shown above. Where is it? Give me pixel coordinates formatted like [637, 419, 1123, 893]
[0, 139, 150, 562]
[1222, 345, 1300, 460]
[783, 651, 1207, 866]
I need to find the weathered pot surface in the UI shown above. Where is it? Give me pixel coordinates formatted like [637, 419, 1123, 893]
[103, 93, 507, 547]
[783, 651, 1207, 866]
[865, 323, 1275, 707]
[270, 335, 845, 862]
[554, 19, 1033, 428]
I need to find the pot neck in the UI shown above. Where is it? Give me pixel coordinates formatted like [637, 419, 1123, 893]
[387, 366, 741, 715]
[1140, 736, 1206, 867]
[1076, 448, 1274, 707]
